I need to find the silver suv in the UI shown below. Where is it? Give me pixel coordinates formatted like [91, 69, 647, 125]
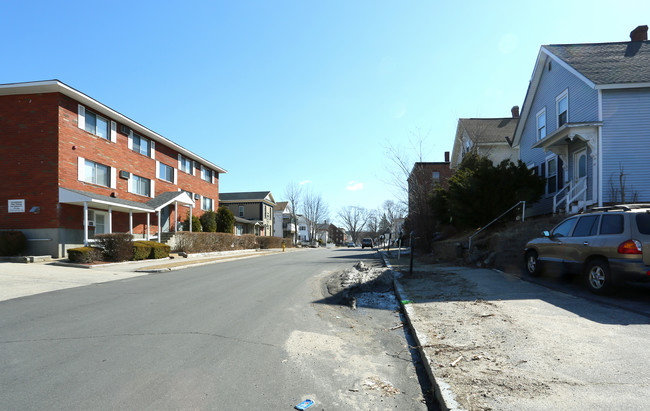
[524, 204, 650, 294]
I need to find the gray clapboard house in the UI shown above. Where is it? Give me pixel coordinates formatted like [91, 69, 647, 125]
[513, 26, 650, 216]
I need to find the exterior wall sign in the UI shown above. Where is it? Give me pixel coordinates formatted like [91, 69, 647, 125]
[8, 199, 25, 213]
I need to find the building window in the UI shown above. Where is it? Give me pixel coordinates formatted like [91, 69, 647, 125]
[557, 90, 568, 127]
[432, 171, 440, 183]
[536, 109, 546, 140]
[132, 133, 150, 156]
[546, 157, 557, 195]
[159, 162, 174, 183]
[202, 166, 213, 182]
[85, 110, 109, 140]
[132, 174, 151, 197]
[179, 155, 192, 174]
[202, 197, 213, 211]
[84, 160, 110, 187]
[239, 206, 244, 217]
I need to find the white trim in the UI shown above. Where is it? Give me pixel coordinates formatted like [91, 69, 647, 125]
[555, 89, 569, 128]
[595, 82, 650, 90]
[150, 179, 155, 198]
[173, 167, 178, 185]
[110, 167, 117, 189]
[177, 154, 181, 169]
[156, 160, 161, 179]
[77, 157, 85, 181]
[151, 141, 156, 160]
[77, 104, 85, 130]
[573, 148, 587, 183]
[127, 175, 133, 193]
[598, 90, 603, 207]
[110, 121, 117, 143]
[127, 131, 133, 150]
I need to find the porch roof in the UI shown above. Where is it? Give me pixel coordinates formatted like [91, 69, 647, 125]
[59, 187, 154, 213]
[234, 216, 264, 226]
[531, 122, 602, 150]
[146, 191, 194, 211]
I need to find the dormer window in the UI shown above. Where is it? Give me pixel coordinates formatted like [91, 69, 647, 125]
[556, 90, 568, 127]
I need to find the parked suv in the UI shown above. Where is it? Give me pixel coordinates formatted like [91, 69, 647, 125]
[361, 238, 374, 249]
[524, 204, 650, 294]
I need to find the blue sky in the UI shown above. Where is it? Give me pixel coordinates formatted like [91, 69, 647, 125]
[3, 1, 650, 224]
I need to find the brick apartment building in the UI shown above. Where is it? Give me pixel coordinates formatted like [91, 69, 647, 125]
[0, 80, 227, 257]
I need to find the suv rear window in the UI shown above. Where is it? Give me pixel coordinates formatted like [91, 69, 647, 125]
[600, 214, 624, 235]
[636, 213, 650, 235]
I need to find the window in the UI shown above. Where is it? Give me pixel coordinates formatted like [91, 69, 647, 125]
[179, 155, 192, 174]
[552, 217, 577, 237]
[546, 157, 557, 195]
[202, 197, 213, 211]
[600, 215, 624, 235]
[432, 171, 440, 183]
[132, 133, 150, 156]
[556, 90, 568, 127]
[84, 110, 109, 140]
[132, 174, 151, 197]
[536, 109, 546, 140]
[202, 166, 213, 182]
[239, 206, 244, 217]
[159, 162, 174, 183]
[636, 214, 650, 235]
[84, 160, 110, 187]
[572, 215, 600, 237]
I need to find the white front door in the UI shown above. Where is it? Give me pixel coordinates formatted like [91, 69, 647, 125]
[574, 149, 587, 183]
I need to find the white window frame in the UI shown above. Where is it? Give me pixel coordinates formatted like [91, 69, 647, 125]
[129, 132, 153, 157]
[239, 206, 244, 217]
[157, 161, 175, 184]
[201, 166, 212, 183]
[129, 174, 153, 198]
[536, 108, 547, 141]
[178, 154, 192, 174]
[78, 105, 116, 142]
[556, 89, 569, 128]
[78, 158, 115, 188]
[202, 197, 213, 211]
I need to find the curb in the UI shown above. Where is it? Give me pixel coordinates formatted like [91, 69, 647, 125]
[380, 252, 464, 411]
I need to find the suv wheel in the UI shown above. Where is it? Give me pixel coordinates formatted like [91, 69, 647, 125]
[525, 251, 541, 277]
[586, 259, 614, 295]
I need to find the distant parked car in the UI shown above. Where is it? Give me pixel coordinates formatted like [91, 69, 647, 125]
[524, 204, 650, 294]
[347, 242, 355, 248]
[361, 238, 374, 249]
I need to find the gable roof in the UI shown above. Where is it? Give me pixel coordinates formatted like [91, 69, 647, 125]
[544, 41, 650, 87]
[513, 40, 650, 147]
[275, 201, 289, 212]
[457, 117, 518, 144]
[220, 191, 275, 204]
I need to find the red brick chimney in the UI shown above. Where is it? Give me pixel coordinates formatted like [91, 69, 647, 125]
[444, 151, 450, 163]
[630, 25, 648, 41]
[511, 106, 520, 118]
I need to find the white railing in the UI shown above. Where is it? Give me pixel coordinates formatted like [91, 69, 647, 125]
[554, 177, 587, 214]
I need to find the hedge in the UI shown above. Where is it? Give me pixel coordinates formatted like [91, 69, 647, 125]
[174, 232, 289, 253]
[67, 247, 103, 263]
[133, 241, 170, 260]
[95, 233, 134, 262]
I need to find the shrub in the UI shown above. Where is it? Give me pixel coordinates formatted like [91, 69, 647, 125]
[182, 215, 202, 232]
[0, 231, 27, 256]
[174, 232, 286, 253]
[67, 247, 103, 263]
[257, 236, 286, 249]
[216, 206, 235, 233]
[133, 241, 171, 259]
[95, 233, 134, 262]
[200, 211, 217, 232]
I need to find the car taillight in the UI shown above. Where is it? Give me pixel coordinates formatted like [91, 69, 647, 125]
[617, 239, 642, 254]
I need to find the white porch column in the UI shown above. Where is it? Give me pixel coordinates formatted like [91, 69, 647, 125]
[157, 210, 162, 240]
[189, 206, 193, 232]
[108, 207, 113, 234]
[83, 202, 89, 246]
[147, 213, 151, 241]
[129, 211, 133, 235]
[174, 202, 178, 233]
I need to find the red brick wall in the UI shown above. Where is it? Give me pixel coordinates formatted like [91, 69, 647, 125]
[1, 91, 221, 234]
[0, 93, 60, 229]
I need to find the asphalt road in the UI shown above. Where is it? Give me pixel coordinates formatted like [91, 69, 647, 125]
[0, 248, 429, 410]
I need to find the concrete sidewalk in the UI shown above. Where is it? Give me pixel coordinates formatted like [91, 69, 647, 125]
[385, 254, 650, 411]
[0, 248, 298, 303]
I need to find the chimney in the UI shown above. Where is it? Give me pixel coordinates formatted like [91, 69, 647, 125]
[444, 151, 450, 163]
[630, 25, 648, 41]
[511, 106, 520, 118]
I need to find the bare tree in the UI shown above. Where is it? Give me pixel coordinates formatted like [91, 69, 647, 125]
[365, 210, 379, 240]
[303, 188, 329, 243]
[337, 206, 370, 244]
[381, 200, 406, 229]
[284, 182, 302, 244]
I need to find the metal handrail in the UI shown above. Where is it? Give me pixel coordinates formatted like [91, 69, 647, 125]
[468, 201, 526, 250]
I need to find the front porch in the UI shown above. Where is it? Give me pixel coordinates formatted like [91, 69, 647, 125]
[532, 122, 602, 214]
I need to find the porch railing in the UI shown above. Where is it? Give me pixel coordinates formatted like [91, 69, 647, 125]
[468, 201, 526, 250]
[553, 177, 587, 214]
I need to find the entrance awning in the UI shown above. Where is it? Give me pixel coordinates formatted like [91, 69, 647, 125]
[146, 191, 194, 211]
[532, 122, 601, 151]
[59, 187, 153, 213]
